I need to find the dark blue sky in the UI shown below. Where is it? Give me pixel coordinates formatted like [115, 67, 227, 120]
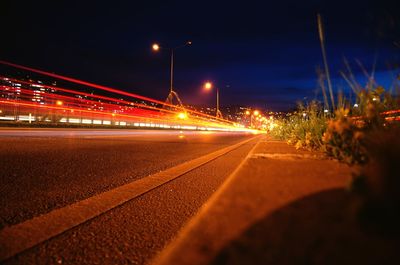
[1, 0, 399, 110]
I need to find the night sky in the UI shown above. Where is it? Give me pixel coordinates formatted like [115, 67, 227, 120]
[1, 0, 399, 111]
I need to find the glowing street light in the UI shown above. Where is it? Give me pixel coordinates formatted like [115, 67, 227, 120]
[151, 41, 192, 106]
[204, 81, 212, 91]
[152, 43, 160, 51]
[245, 110, 260, 128]
[56, 100, 63, 106]
[203, 81, 222, 118]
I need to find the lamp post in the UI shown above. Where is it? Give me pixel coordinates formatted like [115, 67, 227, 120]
[245, 109, 259, 128]
[253, 110, 261, 129]
[245, 110, 251, 127]
[152, 41, 191, 106]
[203, 81, 223, 118]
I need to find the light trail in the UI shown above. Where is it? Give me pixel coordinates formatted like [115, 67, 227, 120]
[2, 99, 155, 123]
[0, 61, 258, 131]
[0, 77, 236, 126]
[0, 76, 177, 116]
[3, 86, 163, 118]
[0, 61, 235, 125]
[0, 99, 237, 130]
[1, 60, 397, 131]
[1, 83, 237, 128]
[0, 61, 165, 106]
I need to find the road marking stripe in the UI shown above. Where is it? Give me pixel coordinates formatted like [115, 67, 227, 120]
[0, 135, 260, 261]
[151, 135, 264, 265]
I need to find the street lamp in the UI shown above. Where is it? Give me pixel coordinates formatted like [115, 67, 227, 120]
[152, 41, 192, 106]
[204, 81, 212, 91]
[245, 110, 251, 127]
[245, 109, 259, 128]
[203, 81, 222, 118]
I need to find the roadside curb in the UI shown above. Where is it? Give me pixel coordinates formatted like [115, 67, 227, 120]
[151, 136, 352, 265]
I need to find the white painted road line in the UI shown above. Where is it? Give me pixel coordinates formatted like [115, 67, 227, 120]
[0, 135, 260, 261]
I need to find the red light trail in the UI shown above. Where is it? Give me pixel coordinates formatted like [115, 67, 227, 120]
[0, 61, 233, 124]
[0, 61, 252, 132]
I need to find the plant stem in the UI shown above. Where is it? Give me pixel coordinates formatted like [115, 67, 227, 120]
[317, 13, 335, 110]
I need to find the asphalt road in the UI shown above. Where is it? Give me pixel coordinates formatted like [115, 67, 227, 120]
[0, 129, 254, 229]
[0, 128, 258, 264]
[6, 136, 258, 265]
[0, 129, 255, 264]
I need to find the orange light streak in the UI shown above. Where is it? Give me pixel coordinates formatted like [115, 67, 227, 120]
[0, 62, 234, 124]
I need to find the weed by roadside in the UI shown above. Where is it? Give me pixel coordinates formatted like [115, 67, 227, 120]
[270, 101, 327, 151]
[271, 86, 398, 164]
[270, 85, 399, 230]
[322, 108, 367, 164]
[270, 12, 400, 236]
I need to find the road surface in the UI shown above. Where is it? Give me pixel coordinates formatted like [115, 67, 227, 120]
[0, 128, 259, 264]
